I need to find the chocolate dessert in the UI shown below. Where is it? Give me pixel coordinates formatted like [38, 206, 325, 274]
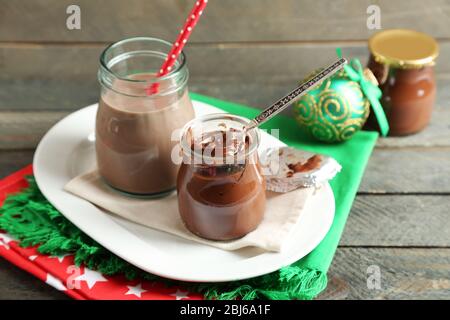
[189, 128, 249, 164]
[177, 117, 266, 240]
[366, 29, 438, 136]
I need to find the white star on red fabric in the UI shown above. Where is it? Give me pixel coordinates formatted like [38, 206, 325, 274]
[74, 268, 107, 289]
[46, 273, 67, 291]
[125, 283, 147, 298]
[49, 254, 69, 263]
[170, 289, 189, 300]
[29, 255, 38, 261]
[0, 233, 14, 250]
[0, 240, 9, 250]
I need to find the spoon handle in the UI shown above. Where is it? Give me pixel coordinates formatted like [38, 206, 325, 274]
[247, 58, 347, 130]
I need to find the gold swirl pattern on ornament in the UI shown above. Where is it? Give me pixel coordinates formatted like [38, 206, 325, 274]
[339, 124, 361, 141]
[323, 78, 332, 91]
[293, 79, 373, 142]
[310, 122, 336, 142]
[335, 118, 363, 130]
[293, 93, 317, 123]
[317, 89, 350, 123]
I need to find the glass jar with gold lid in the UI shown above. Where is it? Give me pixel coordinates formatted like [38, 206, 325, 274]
[366, 29, 439, 136]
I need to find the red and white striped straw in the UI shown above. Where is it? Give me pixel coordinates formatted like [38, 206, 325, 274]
[146, 0, 208, 95]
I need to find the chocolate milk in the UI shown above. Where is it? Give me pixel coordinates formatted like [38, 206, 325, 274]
[96, 73, 195, 195]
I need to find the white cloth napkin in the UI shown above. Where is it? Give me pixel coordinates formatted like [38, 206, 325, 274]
[64, 171, 314, 252]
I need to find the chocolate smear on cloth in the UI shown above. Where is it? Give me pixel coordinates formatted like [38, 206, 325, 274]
[260, 147, 342, 192]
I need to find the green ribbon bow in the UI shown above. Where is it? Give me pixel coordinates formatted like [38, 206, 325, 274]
[336, 48, 389, 136]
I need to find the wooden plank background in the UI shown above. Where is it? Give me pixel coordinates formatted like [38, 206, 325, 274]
[0, 0, 449, 116]
[0, 0, 449, 300]
[1, 0, 450, 42]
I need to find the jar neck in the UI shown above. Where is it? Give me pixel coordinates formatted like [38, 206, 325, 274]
[180, 114, 260, 166]
[98, 37, 189, 98]
[368, 55, 435, 86]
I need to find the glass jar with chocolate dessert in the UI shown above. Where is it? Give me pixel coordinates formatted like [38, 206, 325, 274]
[177, 114, 266, 241]
[367, 29, 439, 136]
[96, 37, 195, 197]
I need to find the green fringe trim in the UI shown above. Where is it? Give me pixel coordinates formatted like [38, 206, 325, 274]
[0, 176, 327, 300]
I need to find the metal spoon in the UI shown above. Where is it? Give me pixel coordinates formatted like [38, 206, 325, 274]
[246, 58, 348, 131]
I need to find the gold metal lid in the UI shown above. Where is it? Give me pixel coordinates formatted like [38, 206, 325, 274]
[369, 29, 439, 69]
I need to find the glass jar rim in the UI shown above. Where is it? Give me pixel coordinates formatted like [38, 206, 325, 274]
[180, 113, 261, 163]
[99, 36, 187, 85]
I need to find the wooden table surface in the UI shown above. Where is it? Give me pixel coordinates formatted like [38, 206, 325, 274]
[1, 0, 450, 300]
[1, 78, 450, 300]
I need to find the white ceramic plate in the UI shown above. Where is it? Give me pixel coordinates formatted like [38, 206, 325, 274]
[33, 100, 335, 282]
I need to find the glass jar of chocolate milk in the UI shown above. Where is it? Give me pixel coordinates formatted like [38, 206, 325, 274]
[96, 37, 195, 197]
[177, 114, 266, 240]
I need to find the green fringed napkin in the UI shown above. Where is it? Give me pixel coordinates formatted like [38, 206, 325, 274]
[0, 93, 378, 300]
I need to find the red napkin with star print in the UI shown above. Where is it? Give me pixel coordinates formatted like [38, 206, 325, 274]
[0, 165, 202, 300]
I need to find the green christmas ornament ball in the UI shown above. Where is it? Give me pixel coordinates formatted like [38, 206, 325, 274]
[293, 70, 370, 143]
